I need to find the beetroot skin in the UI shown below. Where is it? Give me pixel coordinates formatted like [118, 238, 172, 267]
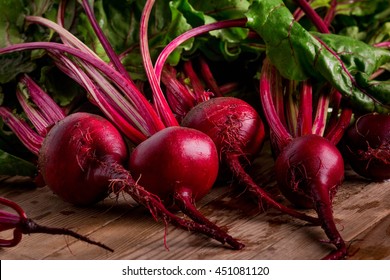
[182, 97, 265, 157]
[129, 126, 219, 203]
[275, 134, 344, 209]
[343, 113, 390, 181]
[38, 112, 128, 206]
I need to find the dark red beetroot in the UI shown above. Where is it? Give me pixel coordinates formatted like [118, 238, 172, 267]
[39, 112, 128, 205]
[182, 97, 264, 157]
[259, 59, 348, 259]
[342, 113, 390, 181]
[129, 126, 219, 205]
[275, 135, 344, 209]
[128, 126, 245, 245]
[274, 134, 346, 259]
[182, 97, 319, 224]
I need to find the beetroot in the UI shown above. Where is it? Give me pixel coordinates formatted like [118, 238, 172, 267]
[274, 134, 346, 260]
[129, 126, 219, 205]
[259, 59, 348, 259]
[128, 126, 244, 250]
[182, 97, 264, 157]
[342, 113, 390, 181]
[275, 135, 344, 209]
[39, 112, 128, 205]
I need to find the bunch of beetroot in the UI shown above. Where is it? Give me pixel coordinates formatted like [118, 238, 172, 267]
[1, 0, 389, 260]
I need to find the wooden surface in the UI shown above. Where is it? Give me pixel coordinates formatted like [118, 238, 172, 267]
[1, 146, 390, 260]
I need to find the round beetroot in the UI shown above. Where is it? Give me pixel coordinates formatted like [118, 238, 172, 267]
[38, 112, 128, 206]
[182, 97, 265, 157]
[128, 126, 219, 203]
[275, 134, 344, 209]
[343, 113, 390, 181]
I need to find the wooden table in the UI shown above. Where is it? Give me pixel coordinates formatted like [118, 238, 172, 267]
[1, 145, 389, 260]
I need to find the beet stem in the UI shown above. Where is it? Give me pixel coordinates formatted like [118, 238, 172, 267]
[0, 197, 113, 251]
[173, 188, 244, 250]
[310, 183, 347, 260]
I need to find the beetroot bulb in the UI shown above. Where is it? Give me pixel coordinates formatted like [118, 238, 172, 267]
[342, 113, 390, 181]
[182, 97, 319, 225]
[38, 112, 128, 205]
[274, 134, 345, 259]
[259, 59, 348, 260]
[128, 126, 221, 226]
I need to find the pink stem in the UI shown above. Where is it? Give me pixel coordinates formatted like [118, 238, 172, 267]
[0, 107, 44, 155]
[0, 197, 113, 251]
[296, 80, 313, 136]
[80, 0, 131, 80]
[312, 92, 330, 136]
[259, 59, 293, 152]
[139, 0, 178, 127]
[182, 60, 208, 102]
[0, 42, 165, 136]
[154, 18, 247, 83]
[325, 106, 353, 145]
[197, 56, 223, 97]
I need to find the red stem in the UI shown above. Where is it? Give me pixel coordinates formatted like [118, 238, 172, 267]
[139, 0, 179, 127]
[308, 183, 347, 260]
[296, 80, 313, 136]
[154, 18, 248, 83]
[324, 0, 338, 27]
[197, 56, 223, 97]
[293, 0, 353, 139]
[173, 188, 244, 250]
[293, 0, 329, 33]
[20, 74, 66, 123]
[54, 52, 147, 143]
[80, 0, 132, 80]
[107, 164, 244, 250]
[285, 83, 299, 137]
[225, 153, 319, 225]
[0, 197, 113, 251]
[161, 66, 197, 120]
[182, 60, 208, 103]
[325, 106, 353, 145]
[0, 42, 165, 137]
[259, 59, 293, 152]
[312, 92, 330, 136]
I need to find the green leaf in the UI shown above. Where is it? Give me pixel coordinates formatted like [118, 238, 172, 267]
[0, 0, 57, 84]
[0, 53, 36, 84]
[246, 0, 390, 113]
[0, 0, 26, 48]
[0, 148, 36, 177]
[38, 66, 83, 107]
